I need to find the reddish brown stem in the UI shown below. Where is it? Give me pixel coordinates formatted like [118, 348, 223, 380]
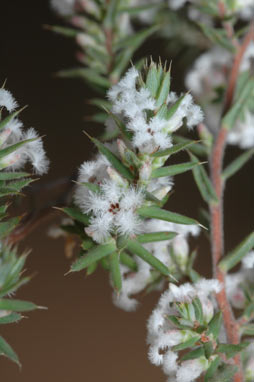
[210, 25, 254, 382]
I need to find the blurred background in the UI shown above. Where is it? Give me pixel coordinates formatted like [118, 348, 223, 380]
[0, 1, 253, 381]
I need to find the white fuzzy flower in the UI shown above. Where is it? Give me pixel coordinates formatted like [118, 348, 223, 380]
[0, 89, 18, 112]
[78, 180, 144, 243]
[0, 114, 49, 174]
[176, 357, 208, 382]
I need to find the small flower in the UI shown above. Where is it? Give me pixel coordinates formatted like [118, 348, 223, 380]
[78, 180, 144, 243]
[0, 88, 18, 112]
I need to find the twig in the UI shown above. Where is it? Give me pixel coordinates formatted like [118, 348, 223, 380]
[209, 25, 254, 382]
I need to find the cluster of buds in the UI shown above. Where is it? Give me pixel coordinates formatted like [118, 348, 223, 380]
[0, 88, 49, 174]
[147, 280, 224, 382]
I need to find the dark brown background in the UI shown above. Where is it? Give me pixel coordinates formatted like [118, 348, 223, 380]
[0, 1, 253, 381]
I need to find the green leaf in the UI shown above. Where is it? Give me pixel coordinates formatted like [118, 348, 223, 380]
[86, 261, 98, 276]
[192, 297, 204, 324]
[205, 356, 220, 382]
[181, 347, 205, 361]
[102, 108, 133, 141]
[208, 363, 238, 382]
[120, 3, 162, 15]
[0, 336, 20, 366]
[57, 68, 111, 88]
[0, 138, 36, 161]
[156, 71, 171, 108]
[216, 342, 249, 359]
[0, 312, 22, 325]
[44, 24, 79, 38]
[207, 312, 222, 339]
[151, 161, 199, 178]
[0, 107, 26, 131]
[137, 206, 200, 226]
[240, 324, 254, 336]
[104, 0, 119, 27]
[0, 217, 19, 238]
[174, 135, 207, 157]
[0, 172, 30, 181]
[146, 62, 161, 98]
[173, 335, 200, 352]
[136, 231, 177, 243]
[198, 24, 234, 52]
[204, 341, 214, 358]
[219, 232, 254, 272]
[151, 141, 197, 158]
[222, 148, 254, 181]
[80, 182, 101, 193]
[120, 251, 137, 271]
[127, 240, 170, 277]
[223, 77, 254, 130]
[70, 242, 116, 272]
[190, 153, 218, 204]
[58, 207, 90, 225]
[90, 136, 134, 181]
[0, 299, 38, 312]
[109, 252, 122, 292]
[115, 25, 158, 51]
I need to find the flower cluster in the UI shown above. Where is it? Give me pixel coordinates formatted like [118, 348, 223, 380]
[186, 43, 254, 148]
[113, 220, 200, 311]
[147, 280, 222, 382]
[0, 88, 49, 174]
[108, 67, 203, 154]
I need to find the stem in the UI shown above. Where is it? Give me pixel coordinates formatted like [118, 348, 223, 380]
[209, 25, 254, 382]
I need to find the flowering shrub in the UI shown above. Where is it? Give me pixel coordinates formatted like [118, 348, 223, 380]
[1, 1, 254, 382]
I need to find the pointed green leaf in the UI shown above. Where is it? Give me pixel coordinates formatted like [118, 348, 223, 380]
[222, 148, 254, 181]
[0, 299, 38, 312]
[219, 232, 254, 272]
[0, 107, 26, 131]
[59, 207, 90, 225]
[57, 68, 111, 88]
[127, 240, 170, 277]
[80, 182, 101, 193]
[0, 172, 30, 181]
[136, 231, 177, 243]
[205, 356, 220, 382]
[174, 135, 207, 157]
[0, 312, 22, 325]
[86, 261, 98, 276]
[223, 77, 254, 130]
[45, 25, 78, 38]
[70, 242, 116, 272]
[120, 4, 162, 15]
[216, 342, 249, 359]
[137, 206, 200, 226]
[0, 138, 36, 161]
[109, 252, 122, 292]
[90, 137, 134, 181]
[0, 336, 20, 366]
[240, 324, 254, 336]
[173, 335, 200, 352]
[120, 251, 137, 271]
[151, 161, 199, 178]
[0, 217, 19, 238]
[207, 312, 222, 339]
[115, 25, 158, 51]
[151, 141, 197, 158]
[182, 347, 205, 361]
[190, 153, 218, 204]
[156, 71, 170, 108]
